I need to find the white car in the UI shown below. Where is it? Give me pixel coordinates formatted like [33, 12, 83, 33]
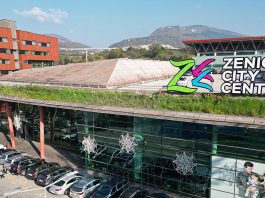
[70, 177, 102, 198]
[48, 171, 83, 195]
[177, 77, 188, 86]
[0, 144, 6, 150]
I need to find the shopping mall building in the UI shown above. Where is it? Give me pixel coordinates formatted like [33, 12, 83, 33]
[0, 58, 264, 197]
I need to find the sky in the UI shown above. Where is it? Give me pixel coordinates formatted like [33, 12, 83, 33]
[1, 0, 265, 47]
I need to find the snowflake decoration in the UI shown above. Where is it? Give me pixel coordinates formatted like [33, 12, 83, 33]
[13, 114, 22, 131]
[173, 152, 197, 175]
[82, 135, 97, 154]
[119, 133, 138, 153]
[217, 162, 244, 186]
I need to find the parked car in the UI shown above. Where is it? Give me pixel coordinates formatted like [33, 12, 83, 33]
[255, 71, 265, 83]
[35, 167, 73, 187]
[0, 150, 20, 164]
[212, 68, 218, 74]
[10, 157, 39, 175]
[0, 144, 6, 150]
[0, 148, 16, 155]
[91, 179, 129, 198]
[108, 150, 134, 173]
[119, 187, 148, 198]
[48, 171, 82, 195]
[183, 70, 192, 76]
[177, 77, 188, 87]
[0, 149, 12, 155]
[3, 154, 26, 170]
[70, 177, 101, 198]
[25, 162, 60, 180]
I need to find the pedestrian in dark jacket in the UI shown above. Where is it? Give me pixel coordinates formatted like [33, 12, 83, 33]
[237, 161, 254, 197]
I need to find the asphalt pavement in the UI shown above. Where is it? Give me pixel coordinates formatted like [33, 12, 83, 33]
[0, 172, 65, 198]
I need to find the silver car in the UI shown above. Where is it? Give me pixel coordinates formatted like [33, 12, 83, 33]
[0, 150, 20, 165]
[3, 154, 25, 170]
[70, 178, 101, 198]
[49, 171, 83, 195]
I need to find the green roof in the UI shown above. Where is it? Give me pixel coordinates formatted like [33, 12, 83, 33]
[0, 85, 264, 119]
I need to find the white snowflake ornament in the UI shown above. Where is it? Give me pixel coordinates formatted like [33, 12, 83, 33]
[14, 114, 22, 131]
[119, 133, 138, 153]
[173, 152, 197, 175]
[82, 135, 97, 154]
[218, 162, 244, 186]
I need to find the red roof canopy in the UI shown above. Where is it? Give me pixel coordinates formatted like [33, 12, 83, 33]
[183, 36, 265, 44]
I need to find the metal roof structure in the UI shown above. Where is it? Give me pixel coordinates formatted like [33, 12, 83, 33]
[183, 36, 265, 54]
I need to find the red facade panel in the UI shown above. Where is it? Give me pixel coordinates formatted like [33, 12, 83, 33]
[0, 27, 13, 49]
[16, 30, 59, 62]
[0, 53, 16, 70]
[0, 27, 15, 70]
[0, 26, 59, 72]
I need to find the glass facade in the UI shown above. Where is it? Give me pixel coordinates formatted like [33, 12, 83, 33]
[1, 102, 265, 198]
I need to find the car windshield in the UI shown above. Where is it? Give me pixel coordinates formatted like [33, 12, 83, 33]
[73, 178, 91, 189]
[5, 159, 12, 163]
[54, 180, 65, 186]
[71, 185, 83, 192]
[97, 185, 111, 195]
[27, 167, 36, 173]
[38, 174, 48, 180]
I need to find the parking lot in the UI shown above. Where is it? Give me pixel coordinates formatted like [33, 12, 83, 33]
[0, 136, 186, 198]
[0, 172, 62, 198]
[0, 171, 179, 198]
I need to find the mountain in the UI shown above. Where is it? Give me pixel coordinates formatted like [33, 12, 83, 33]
[46, 34, 90, 49]
[110, 25, 244, 48]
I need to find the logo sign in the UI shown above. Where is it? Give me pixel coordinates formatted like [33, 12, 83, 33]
[221, 57, 265, 95]
[168, 57, 265, 95]
[167, 59, 215, 93]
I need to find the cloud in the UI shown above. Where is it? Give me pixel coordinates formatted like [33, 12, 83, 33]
[13, 7, 68, 24]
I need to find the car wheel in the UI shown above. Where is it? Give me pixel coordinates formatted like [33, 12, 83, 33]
[64, 188, 70, 195]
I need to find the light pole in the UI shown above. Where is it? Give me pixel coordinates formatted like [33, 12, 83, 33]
[86, 49, 88, 63]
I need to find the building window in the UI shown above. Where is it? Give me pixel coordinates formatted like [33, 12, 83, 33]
[22, 40, 36, 46]
[38, 42, 50, 47]
[0, 48, 11, 54]
[24, 60, 31, 64]
[1, 71, 9, 74]
[19, 50, 30, 55]
[0, 59, 10, 64]
[0, 37, 8, 43]
[32, 51, 49, 56]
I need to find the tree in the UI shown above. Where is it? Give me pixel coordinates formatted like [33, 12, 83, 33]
[107, 49, 124, 59]
[148, 44, 164, 58]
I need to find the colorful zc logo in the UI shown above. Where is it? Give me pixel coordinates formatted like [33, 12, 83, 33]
[167, 59, 215, 93]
